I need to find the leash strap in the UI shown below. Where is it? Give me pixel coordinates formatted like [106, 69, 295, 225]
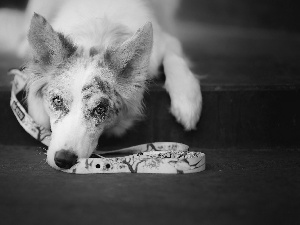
[9, 69, 205, 174]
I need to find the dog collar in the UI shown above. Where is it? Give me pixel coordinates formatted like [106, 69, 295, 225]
[9, 68, 205, 174]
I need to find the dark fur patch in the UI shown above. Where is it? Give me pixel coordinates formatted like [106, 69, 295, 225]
[94, 77, 111, 95]
[97, 60, 105, 68]
[39, 49, 53, 65]
[82, 84, 94, 93]
[134, 84, 142, 89]
[83, 97, 110, 126]
[89, 47, 99, 57]
[103, 51, 114, 71]
[57, 33, 78, 58]
[83, 93, 92, 100]
[82, 77, 111, 95]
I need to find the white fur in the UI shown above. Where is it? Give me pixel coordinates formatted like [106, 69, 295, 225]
[163, 34, 202, 130]
[1, 0, 202, 168]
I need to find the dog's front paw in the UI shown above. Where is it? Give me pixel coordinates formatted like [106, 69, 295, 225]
[170, 87, 202, 131]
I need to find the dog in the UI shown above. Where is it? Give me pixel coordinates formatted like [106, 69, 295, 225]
[1, 0, 202, 169]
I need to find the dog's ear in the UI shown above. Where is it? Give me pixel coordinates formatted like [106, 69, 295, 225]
[28, 13, 77, 66]
[104, 22, 153, 92]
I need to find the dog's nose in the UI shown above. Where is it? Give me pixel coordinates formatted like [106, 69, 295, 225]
[54, 150, 78, 169]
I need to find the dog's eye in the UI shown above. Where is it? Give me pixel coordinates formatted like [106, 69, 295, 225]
[50, 95, 69, 115]
[92, 105, 106, 118]
[91, 99, 109, 120]
[52, 96, 64, 108]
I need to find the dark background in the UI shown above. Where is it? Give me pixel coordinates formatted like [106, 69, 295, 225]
[0, 0, 299, 32]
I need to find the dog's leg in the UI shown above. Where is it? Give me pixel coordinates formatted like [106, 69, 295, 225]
[162, 34, 202, 130]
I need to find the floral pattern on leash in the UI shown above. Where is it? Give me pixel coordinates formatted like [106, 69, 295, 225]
[64, 143, 205, 174]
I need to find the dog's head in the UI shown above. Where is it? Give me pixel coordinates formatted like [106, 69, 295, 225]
[25, 13, 153, 169]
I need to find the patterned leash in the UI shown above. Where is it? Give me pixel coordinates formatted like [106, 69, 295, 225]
[9, 68, 205, 174]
